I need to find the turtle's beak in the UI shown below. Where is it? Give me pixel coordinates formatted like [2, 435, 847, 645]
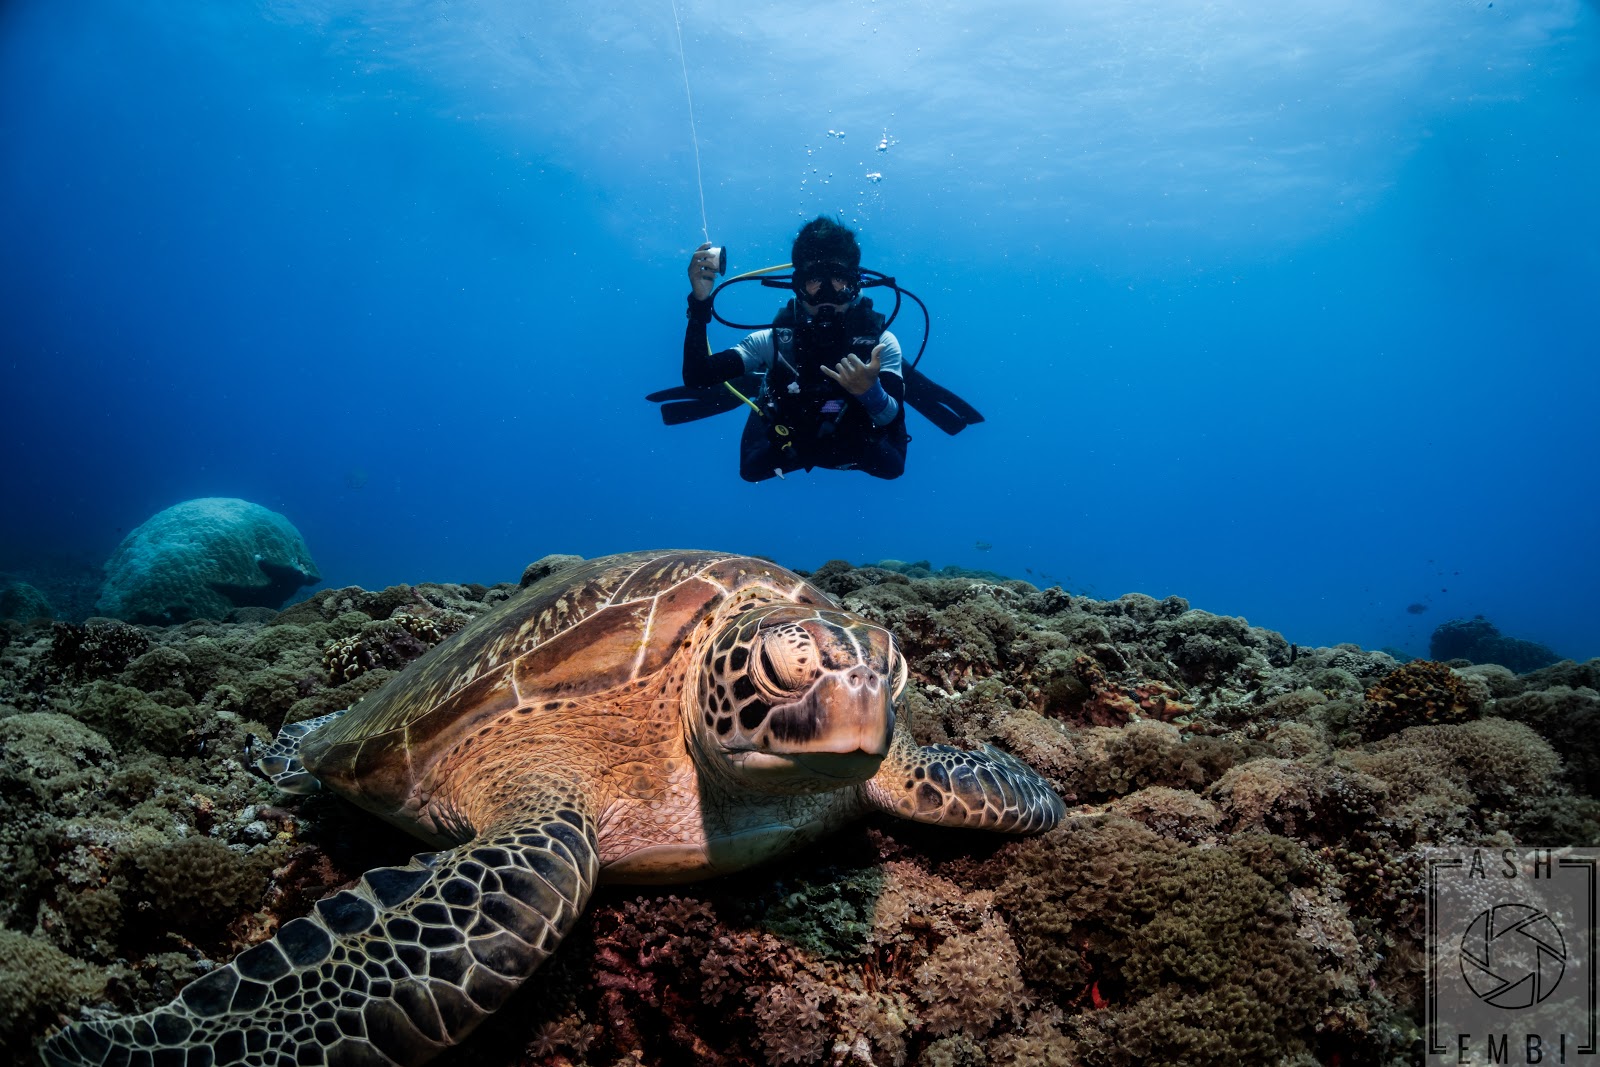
[723, 665, 895, 791]
[767, 665, 894, 757]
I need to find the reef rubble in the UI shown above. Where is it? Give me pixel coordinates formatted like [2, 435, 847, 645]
[0, 557, 1595, 1066]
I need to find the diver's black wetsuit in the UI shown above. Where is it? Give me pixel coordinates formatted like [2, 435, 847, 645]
[683, 295, 908, 482]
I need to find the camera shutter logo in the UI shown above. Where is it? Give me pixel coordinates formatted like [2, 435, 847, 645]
[1459, 903, 1566, 1009]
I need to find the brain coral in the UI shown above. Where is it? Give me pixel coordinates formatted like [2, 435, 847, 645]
[95, 498, 321, 623]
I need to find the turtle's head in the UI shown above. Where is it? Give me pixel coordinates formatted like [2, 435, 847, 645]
[692, 605, 907, 794]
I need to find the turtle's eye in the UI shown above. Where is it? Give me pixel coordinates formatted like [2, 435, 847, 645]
[888, 641, 908, 699]
[756, 632, 815, 692]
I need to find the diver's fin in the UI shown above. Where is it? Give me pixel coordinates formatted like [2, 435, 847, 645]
[646, 387, 744, 426]
[646, 375, 763, 426]
[903, 365, 984, 435]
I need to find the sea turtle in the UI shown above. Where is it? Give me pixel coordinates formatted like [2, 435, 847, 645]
[43, 550, 1064, 1067]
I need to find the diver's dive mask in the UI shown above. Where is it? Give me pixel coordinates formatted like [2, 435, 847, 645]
[794, 261, 861, 306]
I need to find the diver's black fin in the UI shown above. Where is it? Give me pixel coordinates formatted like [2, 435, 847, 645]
[903, 365, 984, 435]
[645, 375, 762, 426]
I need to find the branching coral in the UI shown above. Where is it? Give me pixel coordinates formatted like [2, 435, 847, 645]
[1345, 718, 1562, 842]
[1208, 759, 1387, 842]
[125, 835, 285, 950]
[322, 610, 453, 684]
[1155, 610, 1270, 684]
[43, 621, 151, 683]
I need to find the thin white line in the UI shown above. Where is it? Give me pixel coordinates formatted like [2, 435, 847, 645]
[669, 0, 710, 243]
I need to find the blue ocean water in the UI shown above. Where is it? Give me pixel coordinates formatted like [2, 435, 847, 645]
[2, 0, 1596, 662]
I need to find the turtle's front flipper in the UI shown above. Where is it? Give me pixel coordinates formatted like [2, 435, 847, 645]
[42, 799, 599, 1067]
[863, 725, 1064, 834]
[246, 709, 348, 794]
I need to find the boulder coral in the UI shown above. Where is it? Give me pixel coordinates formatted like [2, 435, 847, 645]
[0, 580, 54, 623]
[95, 498, 321, 624]
[0, 554, 1595, 1065]
[1430, 615, 1560, 674]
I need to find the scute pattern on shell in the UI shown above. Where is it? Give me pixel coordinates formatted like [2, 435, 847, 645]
[299, 552, 829, 790]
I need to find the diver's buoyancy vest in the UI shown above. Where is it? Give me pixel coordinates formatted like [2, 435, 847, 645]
[761, 298, 893, 450]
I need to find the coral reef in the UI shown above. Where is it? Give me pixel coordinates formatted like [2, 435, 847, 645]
[1429, 615, 1561, 674]
[1, 554, 1595, 1065]
[94, 497, 322, 624]
[1349, 660, 1483, 741]
[1492, 683, 1600, 797]
[42, 621, 151, 682]
[322, 610, 459, 684]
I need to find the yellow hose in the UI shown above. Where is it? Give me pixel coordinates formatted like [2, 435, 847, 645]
[707, 262, 795, 417]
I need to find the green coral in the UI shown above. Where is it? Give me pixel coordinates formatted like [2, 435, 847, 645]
[71, 681, 204, 754]
[751, 866, 884, 959]
[0, 929, 105, 1061]
[126, 836, 284, 944]
[0, 712, 117, 804]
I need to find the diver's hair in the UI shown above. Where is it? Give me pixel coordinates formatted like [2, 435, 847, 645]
[791, 216, 861, 270]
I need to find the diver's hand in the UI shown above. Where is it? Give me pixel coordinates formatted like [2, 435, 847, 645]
[820, 344, 883, 396]
[689, 242, 717, 301]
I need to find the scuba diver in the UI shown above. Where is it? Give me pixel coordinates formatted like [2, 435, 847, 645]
[647, 216, 983, 482]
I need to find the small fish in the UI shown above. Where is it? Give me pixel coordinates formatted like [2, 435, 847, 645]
[1406, 603, 1428, 615]
[974, 541, 992, 552]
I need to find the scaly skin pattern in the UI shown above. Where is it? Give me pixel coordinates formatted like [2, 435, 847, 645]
[42, 780, 599, 1067]
[862, 726, 1065, 834]
[41, 550, 1063, 1067]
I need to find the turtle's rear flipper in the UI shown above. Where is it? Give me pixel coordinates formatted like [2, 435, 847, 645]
[863, 723, 1063, 834]
[42, 795, 600, 1067]
[245, 709, 346, 794]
